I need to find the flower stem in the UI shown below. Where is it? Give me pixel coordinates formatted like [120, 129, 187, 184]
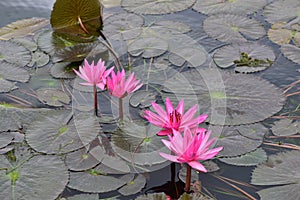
[93, 85, 98, 116]
[119, 98, 123, 121]
[184, 164, 191, 193]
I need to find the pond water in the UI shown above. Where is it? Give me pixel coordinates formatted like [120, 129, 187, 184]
[0, 0, 299, 200]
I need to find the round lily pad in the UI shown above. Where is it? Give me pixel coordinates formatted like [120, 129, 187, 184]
[203, 14, 265, 43]
[213, 42, 275, 73]
[67, 194, 99, 200]
[129, 90, 157, 108]
[36, 88, 70, 107]
[11, 38, 38, 52]
[267, 22, 300, 46]
[193, 0, 267, 15]
[152, 20, 191, 34]
[211, 123, 267, 157]
[0, 79, 17, 93]
[50, 0, 102, 40]
[0, 40, 32, 67]
[271, 118, 300, 136]
[103, 12, 144, 41]
[219, 148, 267, 166]
[0, 132, 15, 149]
[121, 0, 196, 15]
[0, 18, 49, 40]
[26, 110, 100, 154]
[263, 0, 300, 24]
[27, 51, 50, 68]
[281, 44, 300, 64]
[251, 150, 300, 200]
[128, 37, 168, 58]
[162, 68, 285, 125]
[168, 47, 207, 68]
[0, 62, 30, 83]
[50, 62, 78, 79]
[118, 174, 146, 196]
[68, 171, 130, 193]
[0, 155, 69, 200]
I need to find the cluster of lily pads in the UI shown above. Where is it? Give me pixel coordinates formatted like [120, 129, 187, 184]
[0, 0, 299, 199]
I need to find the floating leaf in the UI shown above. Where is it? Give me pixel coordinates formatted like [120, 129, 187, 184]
[121, 0, 196, 15]
[168, 47, 207, 68]
[118, 174, 146, 196]
[0, 79, 17, 93]
[101, 0, 121, 8]
[251, 150, 300, 200]
[68, 171, 130, 193]
[27, 51, 50, 67]
[26, 110, 100, 154]
[65, 146, 102, 171]
[179, 192, 214, 200]
[281, 44, 300, 64]
[50, 62, 78, 79]
[0, 132, 14, 149]
[162, 69, 285, 125]
[268, 22, 300, 46]
[103, 12, 144, 41]
[129, 90, 156, 108]
[36, 88, 70, 107]
[37, 30, 70, 55]
[219, 148, 267, 166]
[213, 42, 275, 73]
[193, 0, 267, 15]
[271, 118, 300, 136]
[135, 193, 167, 200]
[11, 38, 38, 52]
[50, 0, 102, 40]
[0, 154, 69, 200]
[0, 18, 49, 40]
[211, 124, 267, 157]
[67, 194, 99, 200]
[128, 37, 168, 58]
[203, 14, 265, 43]
[263, 0, 300, 24]
[0, 40, 31, 67]
[152, 20, 191, 34]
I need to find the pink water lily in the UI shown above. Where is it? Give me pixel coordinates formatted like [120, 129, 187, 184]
[107, 69, 143, 98]
[73, 58, 114, 90]
[159, 128, 223, 172]
[144, 98, 208, 136]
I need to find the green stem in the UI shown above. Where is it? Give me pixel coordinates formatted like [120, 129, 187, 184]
[119, 98, 123, 121]
[93, 85, 98, 116]
[184, 164, 191, 193]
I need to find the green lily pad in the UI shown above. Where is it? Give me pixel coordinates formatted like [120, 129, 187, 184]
[50, 0, 102, 40]
[36, 88, 70, 107]
[129, 90, 157, 108]
[50, 62, 78, 79]
[219, 148, 267, 166]
[271, 118, 300, 136]
[168, 47, 207, 68]
[268, 22, 300, 46]
[27, 66, 61, 90]
[103, 12, 144, 41]
[26, 110, 100, 154]
[203, 14, 265, 43]
[0, 79, 18, 93]
[211, 123, 267, 157]
[11, 38, 38, 52]
[251, 150, 300, 200]
[0, 18, 49, 40]
[281, 44, 300, 64]
[0, 62, 30, 83]
[37, 30, 69, 55]
[0, 40, 32, 67]
[128, 37, 168, 58]
[27, 51, 50, 68]
[0, 154, 69, 200]
[121, 0, 196, 15]
[68, 171, 131, 193]
[152, 20, 191, 34]
[263, 0, 300, 24]
[213, 42, 275, 73]
[118, 174, 146, 196]
[0, 132, 15, 149]
[111, 120, 168, 167]
[67, 194, 99, 200]
[193, 0, 267, 15]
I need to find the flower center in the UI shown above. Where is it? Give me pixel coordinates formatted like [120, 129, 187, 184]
[169, 110, 182, 128]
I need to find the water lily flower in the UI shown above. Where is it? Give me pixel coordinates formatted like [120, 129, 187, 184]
[107, 69, 142, 98]
[73, 58, 114, 90]
[159, 128, 223, 172]
[144, 98, 208, 136]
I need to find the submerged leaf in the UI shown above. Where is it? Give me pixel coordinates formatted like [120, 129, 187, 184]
[203, 14, 265, 43]
[67, 194, 99, 200]
[281, 44, 300, 64]
[36, 88, 70, 107]
[271, 118, 300, 136]
[27, 51, 50, 68]
[121, 0, 196, 15]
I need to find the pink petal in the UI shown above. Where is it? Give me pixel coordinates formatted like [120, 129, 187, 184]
[152, 102, 168, 119]
[198, 114, 208, 123]
[181, 104, 198, 122]
[157, 129, 172, 136]
[176, 99, 184, 115]
[165, 98, 174, 115]
[159, 152, 181, 163]
[188, 161, 207, 172]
